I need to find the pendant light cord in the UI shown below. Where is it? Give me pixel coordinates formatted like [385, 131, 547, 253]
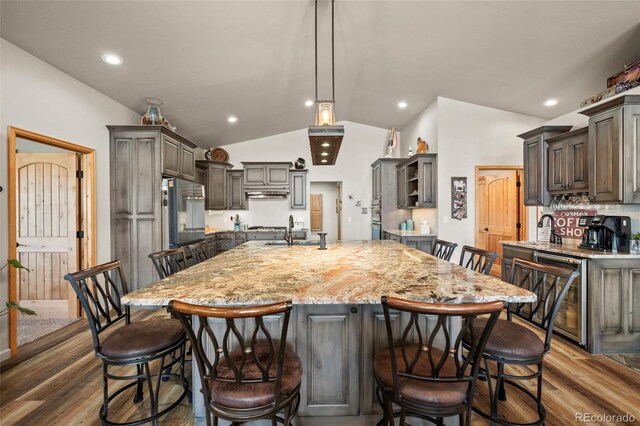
[314, 0, 318, 102]
[332, 0, 335, 103]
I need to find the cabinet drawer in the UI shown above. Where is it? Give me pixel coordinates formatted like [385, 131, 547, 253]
[216, 231, 236, 241]
[216, 240, 235, 252]
[235, 232, 247, 243]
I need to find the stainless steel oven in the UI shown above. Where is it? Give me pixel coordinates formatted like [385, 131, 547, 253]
[371, 204, 381, 223]
[533, 251, 587, 347]
[371, 222, 381, 240]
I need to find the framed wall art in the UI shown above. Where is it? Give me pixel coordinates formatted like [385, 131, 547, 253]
[451, 177, 467, 220]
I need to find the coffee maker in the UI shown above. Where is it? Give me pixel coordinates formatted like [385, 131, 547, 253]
[578, 215, 632, 252]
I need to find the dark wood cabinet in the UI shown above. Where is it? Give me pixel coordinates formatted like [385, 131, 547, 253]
[589, 258, 640, 353]
[241, 162, 292, 188]
[546, 127, 589, 194]
[501, 244, 534, 283]
[395, 154, 437, 208]
[290, 170, 308, 209]
[580, 95, 640, 204]
[160, 134, 197, 181]
[227, 170, 246, 210]
[372, 162, 382, 202]
[295, 304, 361, 416]
[107, 125, 199, 290]
[197, 161, 232, 210]
[383, 231, 435, 254]
[195, 163, 207, 187]
[518, 126, 572, 206]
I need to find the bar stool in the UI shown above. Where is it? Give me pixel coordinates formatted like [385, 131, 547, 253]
[374, 296, 503, 426]
[149, 247, 187, 278]
[168, 300, 302, 426]
[186, 240, 209, 265]
[64, 260, 188, 426]
[458, 245, 499, 275]
[431, 239, 458, 261]
[465, 258, 579, 425]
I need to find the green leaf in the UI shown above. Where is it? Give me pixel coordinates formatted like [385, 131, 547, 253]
[5, 301, 37, 316]
[7, 259, 30, 271]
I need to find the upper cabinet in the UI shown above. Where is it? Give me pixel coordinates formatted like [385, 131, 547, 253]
[371, 162, 382, 203]
[160, 133, 197, 181]
[242, 162, 292, 188]
[546, 127, 589, 194]
[517, 126, 572, 206]
[580, 95, 640, 204]
[227, 170, 247, 210]
[197, 160, 233, 210]
[396, 154, 437, 208]
[290, 170, 308, 209]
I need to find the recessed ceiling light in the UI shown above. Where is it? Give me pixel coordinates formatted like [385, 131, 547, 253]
[102, 53, 123, 65]
[543, 99, 558, 107]
[227, 116, 238, 123]
[397, 101, 408, 109]
[321, 159, 328, 163]
[321, 142, 330, 147]
[305, 100, 314, 107]
[321, 152, 329, 156]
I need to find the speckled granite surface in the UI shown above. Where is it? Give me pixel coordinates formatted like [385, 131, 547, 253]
[384, 230, 437, 237]
[501, 241, 640, 259]
[123, 241, 535, 307]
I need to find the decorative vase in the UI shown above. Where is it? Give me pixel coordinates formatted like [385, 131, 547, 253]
[294, 158, 306, 169]
[631, 240, 640, 254]
[234, 223, 241, 231]
[141, 97, 164, 125]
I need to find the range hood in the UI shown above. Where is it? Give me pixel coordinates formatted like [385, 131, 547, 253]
[245, 190, 289, 199]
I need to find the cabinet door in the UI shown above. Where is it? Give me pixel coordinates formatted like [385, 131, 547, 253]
[372, 163, 381, 201]
[547, 141, 566, 192]
[161, 136, 181, 177]
[180, 144, 196, 181]
[243, 165, 266, 186]
[523, 136, 546, 205]
[589, 109, 622, 202]
[396, 166, 406, 208]
[227, 171, 246, 210]
[206, 165, 227, 210]
[290, 171, 307, 209]
[266, 165, 289, 186]
[567, 133, 589, 191]
[418, 156, 437, 208]
[417, 239, 433, 254]
[623, 104, 640, 203]
[296, 305, 360, 416]
[195, 165, 207, 187]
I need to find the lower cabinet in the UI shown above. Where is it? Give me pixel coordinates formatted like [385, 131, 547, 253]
[501, 245, 534, 282]
[588, 259, 640, 354]
[382, 232, 435, 254]
[204, 231, 246, 258]
[295, 304, 361, 416]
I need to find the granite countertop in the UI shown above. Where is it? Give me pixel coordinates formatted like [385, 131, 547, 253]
[123, 241, 535, 307]
[384, 230, 437, 237]
[501, 241, 640, 259]
[206, 228, 309, 235]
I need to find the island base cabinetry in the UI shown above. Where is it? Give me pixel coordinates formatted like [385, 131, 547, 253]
[588, 259, 640, 354]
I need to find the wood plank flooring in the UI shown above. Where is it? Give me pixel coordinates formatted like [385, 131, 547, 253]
[1, 309, 639, 425]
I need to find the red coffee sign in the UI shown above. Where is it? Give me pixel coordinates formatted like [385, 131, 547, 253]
[552, 209, 597, 239]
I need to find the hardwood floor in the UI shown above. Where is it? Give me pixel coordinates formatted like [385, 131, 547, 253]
[1, 309, 639, 426]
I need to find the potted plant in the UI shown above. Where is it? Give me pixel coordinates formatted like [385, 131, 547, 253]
[631, 233, 640, 255]
[0, 259, 36, 317]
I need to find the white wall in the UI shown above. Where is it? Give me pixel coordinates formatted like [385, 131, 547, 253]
[400, 97, 546, 257]
[0, 39, 140, 360]
[309, 182, 339, 241]
[204, 121, 391, 240]
[400, 99, 439, 155]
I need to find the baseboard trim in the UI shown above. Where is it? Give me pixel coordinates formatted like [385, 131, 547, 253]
[0, 348, 11, 362]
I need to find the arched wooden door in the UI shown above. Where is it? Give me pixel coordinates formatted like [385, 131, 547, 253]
[15, 153, 79, 319]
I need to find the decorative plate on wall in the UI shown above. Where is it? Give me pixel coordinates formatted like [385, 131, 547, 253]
[205, 147, 229, 163]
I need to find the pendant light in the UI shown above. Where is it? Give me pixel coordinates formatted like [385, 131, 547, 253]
[308, 0, 344, 166]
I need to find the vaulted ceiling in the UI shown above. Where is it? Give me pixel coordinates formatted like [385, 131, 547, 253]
[2, 1, 639, 148]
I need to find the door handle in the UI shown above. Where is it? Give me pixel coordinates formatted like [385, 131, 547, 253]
[483, 228, 489, 232]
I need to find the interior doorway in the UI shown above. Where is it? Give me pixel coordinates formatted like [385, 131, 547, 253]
[309, 181, 342, 241]
[8, 127, 96, 355]
[475, 166, 527, 277]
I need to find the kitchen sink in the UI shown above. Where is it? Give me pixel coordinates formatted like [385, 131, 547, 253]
[264, 240, 320, 246]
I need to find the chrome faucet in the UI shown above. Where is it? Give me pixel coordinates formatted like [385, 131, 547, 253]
[284, 215, 294, 246]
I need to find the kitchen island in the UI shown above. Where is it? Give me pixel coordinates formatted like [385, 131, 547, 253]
[123, 240, 535, 420]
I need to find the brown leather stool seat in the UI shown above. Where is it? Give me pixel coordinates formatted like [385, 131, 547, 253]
[467, 318, 544, 360]
[374, 345, 467, 407]
[101, 319, 186, 358]
[211, 344, 303, 409]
